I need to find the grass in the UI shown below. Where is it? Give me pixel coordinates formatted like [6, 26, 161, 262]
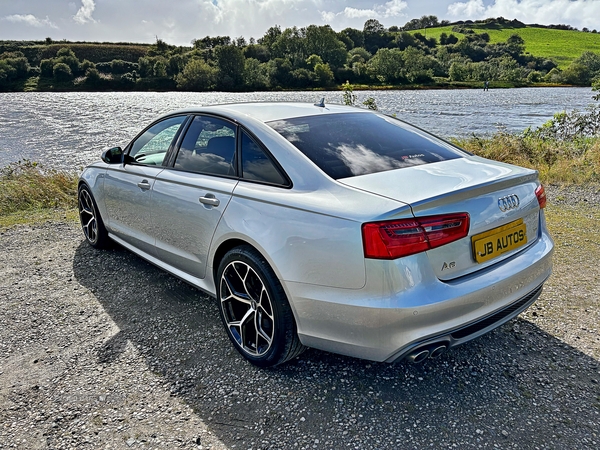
[0, 160, 79, 227]
[420, 25, 600, 69]
[451, 134, 600, 184]
[0, 135, 599, 227]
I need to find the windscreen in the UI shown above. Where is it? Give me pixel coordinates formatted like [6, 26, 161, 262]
[268, 112, 464, 180]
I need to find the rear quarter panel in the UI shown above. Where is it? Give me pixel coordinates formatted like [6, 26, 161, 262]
[212, 180, 412, 290]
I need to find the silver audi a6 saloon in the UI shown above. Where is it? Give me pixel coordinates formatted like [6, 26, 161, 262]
[78, 102, 554, 367]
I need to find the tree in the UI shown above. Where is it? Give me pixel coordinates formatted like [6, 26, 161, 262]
[313, 63, 334, 86]
[340, 28, 364, 49]
[402, 47, 441, 82]
[562, 62, 591, 85]
[402, 15, 439, 31]
[259, 25, 282, 49]
[439, 33, 458, 45]
[153, 59, 168, 78]
[176, 59, 218, 90]
[271, 26, 306, 63]
[138, 57, 153, 77]
[215, 45, 245, 88]
[369, 48, 405, 83]
[266, 58, 293, 87]
[0, 60, 17, 86]
[349, 47, 371, 64]
[506, 34, 525, 59]
[449, 62, 467, 81]
[0, 52, 29, 80]
[304, 25, 348, 69]
[244, 58, 269, 89]
[149, 37, 171, 55]
[244, 44, 270, 63]
[573, 51, 600, 78]
[363, 19, 388, 54]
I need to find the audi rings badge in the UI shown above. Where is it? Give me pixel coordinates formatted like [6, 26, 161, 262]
[498, 194, 520, 212]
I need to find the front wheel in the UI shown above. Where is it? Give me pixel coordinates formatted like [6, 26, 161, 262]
[217, 246, 305, 367]
[78, 184, 110, 249]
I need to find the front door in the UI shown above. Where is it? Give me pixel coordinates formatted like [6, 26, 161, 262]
[103, 115, 187, 255]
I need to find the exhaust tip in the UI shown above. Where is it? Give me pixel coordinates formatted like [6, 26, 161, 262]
[428, 345, 447, 359]
[407, 349, 430, 364]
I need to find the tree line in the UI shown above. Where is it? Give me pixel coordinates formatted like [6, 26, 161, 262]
[1, 16, 600, 91]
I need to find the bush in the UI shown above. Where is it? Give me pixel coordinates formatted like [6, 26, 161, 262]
[175, 59, 217, 90]
[84, 67, 101, 85]
[53, 62, 73, 82]
[40, 59, 54, 77]
[527, 70, 543, 83]
[110, 59, 138, 74]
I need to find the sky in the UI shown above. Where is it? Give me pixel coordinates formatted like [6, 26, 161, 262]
[1, 0, 600, 46]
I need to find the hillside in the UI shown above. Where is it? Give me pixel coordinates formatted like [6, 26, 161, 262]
[2, 18, 600, 93]
[0, 41, 151, 65]
[420, 24, 600, 69]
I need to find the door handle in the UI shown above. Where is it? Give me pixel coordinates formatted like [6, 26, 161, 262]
[199, 194, 220, 207]
[137, 180, 151, 190]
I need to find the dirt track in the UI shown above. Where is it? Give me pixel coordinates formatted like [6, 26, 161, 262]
[1, 187, 599, 449]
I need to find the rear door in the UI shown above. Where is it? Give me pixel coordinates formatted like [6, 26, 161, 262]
[151, 115, 238, 278]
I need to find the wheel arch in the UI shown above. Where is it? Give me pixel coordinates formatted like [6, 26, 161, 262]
[212, 238, 270, 284]
[210, 237, 300, 320]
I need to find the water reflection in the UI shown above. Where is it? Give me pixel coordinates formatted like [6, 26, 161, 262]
[0, 88, 594, 169]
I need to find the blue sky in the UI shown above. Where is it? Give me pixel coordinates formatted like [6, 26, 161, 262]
[1, 0, 600, 46]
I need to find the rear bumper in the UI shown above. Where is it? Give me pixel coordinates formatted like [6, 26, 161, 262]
[285, 229, 553, 363]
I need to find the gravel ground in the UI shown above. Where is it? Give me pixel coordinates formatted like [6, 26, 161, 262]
[1, 186, 599, 449]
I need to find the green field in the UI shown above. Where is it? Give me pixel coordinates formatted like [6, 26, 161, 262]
[420, 25, 600, 69]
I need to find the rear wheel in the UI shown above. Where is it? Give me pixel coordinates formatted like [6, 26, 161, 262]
[217, 246, 305, 367]
[78, 184, 110, 249]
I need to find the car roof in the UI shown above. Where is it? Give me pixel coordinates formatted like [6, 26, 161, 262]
[163, 102, 371, 124]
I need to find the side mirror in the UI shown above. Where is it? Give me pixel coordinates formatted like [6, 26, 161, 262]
[101, 147, 123, 164]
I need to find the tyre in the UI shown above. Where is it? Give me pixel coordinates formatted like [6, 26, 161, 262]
[217, 246, 305, 367]
[78, 184, 110, 249]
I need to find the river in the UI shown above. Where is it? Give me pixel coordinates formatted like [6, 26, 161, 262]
[0, 87, 595, 170]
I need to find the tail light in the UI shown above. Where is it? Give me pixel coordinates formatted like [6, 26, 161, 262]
[535, 185, 547, 209]
[362, 213, 470, 260]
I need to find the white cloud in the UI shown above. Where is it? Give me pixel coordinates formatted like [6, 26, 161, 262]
[448, 0, 600, 29]
[383, 0, 408, 18]
[343, 7, 377, 19]
[321, 0, 407, 24]
[447, 0, 485, 17]
[321, 11, 336, 22]
[3, 14, 58, 29]
[73, 0, 96, 24]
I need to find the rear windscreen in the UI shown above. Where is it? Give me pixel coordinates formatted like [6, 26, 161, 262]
[268, 112, 463, 179]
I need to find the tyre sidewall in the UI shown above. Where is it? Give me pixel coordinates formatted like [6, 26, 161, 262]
[217, 246, 293, 368]
[78, 183, 109, 249]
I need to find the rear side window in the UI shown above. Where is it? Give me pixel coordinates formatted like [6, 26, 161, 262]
[241, 131, 287, 186]
[268, 112, 463, 180]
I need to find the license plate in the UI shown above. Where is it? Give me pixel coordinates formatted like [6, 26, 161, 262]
[472, 219, 527, 263]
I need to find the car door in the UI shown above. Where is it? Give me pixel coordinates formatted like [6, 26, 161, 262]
[151, 115, 239, 279]
[103, 115, 188, 255]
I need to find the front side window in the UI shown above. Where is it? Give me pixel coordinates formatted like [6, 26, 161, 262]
[129, 116, 187, 166]
[268, 112, 464, 180]
[174, 116, 236, 176]
[241, 131, 287, 185]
